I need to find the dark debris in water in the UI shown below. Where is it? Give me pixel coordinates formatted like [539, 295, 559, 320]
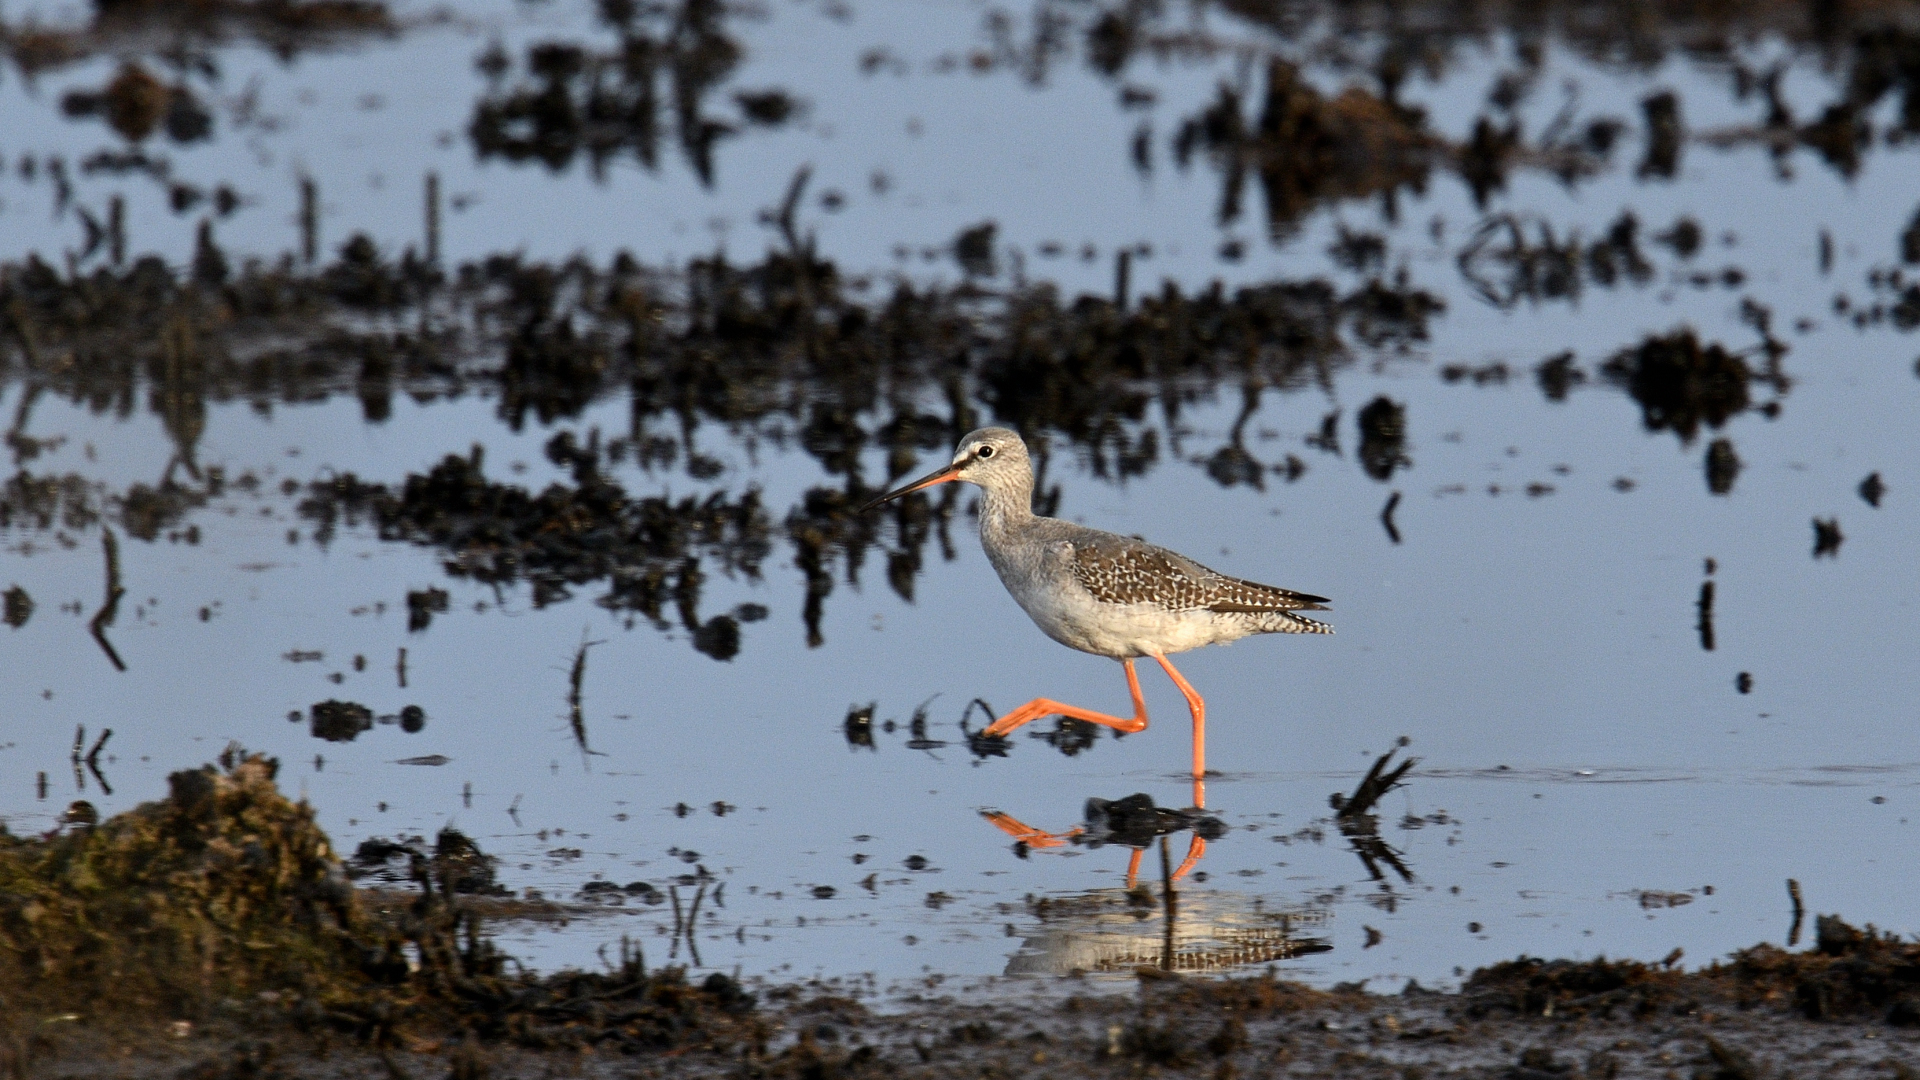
[347, 827, 507, 896]
[1705, 437, 1742, 496]
[1601, 329, 1759, 443]
[1813, 517, 1845, 559]
[2, 583, 31, 628]
[1355, 396, 1409, 482]
[1858, 471, 1885, 507]
[309, 699, 372, 742]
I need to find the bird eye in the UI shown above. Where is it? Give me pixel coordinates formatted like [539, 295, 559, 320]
[977, 445, 996, 459]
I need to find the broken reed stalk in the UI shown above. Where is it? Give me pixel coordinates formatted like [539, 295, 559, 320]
[89, 528, 127, 671]
[1336, 746, 1418, 819]
[1788, 878, 1806, 947]
[1380, 491, 1403, 544]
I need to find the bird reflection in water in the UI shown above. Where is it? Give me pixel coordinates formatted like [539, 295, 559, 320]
[984, 747, 1422, 975]
[985, 792, 1222, 884]
[987, 794, 1330, 976]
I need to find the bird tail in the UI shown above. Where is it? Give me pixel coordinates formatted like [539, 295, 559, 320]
[1247, 610, 1333, 635]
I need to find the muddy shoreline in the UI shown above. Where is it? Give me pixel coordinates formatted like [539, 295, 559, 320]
[4, 754, 1919, 1078]
[14, 945, 1920, 1078]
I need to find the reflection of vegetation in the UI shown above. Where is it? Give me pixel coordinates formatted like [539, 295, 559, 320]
[0, 0, 392, 82]
[1172, 58, 1436, 237]
[469, 0, 794, 185]
[995, 0, 1920, 239]
[299, 434, 772, 659]
[1600, 329, 1759, 443]
[1, 230, 1440, 652]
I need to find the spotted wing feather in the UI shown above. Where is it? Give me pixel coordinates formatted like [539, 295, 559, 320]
[1067, 536, 1331, 620]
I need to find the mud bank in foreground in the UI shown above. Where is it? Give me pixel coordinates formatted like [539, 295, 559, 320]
[3, 755, 1918, 1078]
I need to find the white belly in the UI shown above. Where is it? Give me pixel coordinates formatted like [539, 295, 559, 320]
[1018, 588, 1240, 659]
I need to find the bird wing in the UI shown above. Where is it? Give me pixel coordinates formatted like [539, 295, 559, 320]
[1066, 534, 1330, 613]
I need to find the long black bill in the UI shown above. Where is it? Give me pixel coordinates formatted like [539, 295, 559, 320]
[858, 461, 963, 513]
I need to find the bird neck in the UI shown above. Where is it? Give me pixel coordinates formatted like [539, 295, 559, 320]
[978, 473, 1037, 543]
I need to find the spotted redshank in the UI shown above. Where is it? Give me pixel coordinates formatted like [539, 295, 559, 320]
[862, 426, 1332, 797]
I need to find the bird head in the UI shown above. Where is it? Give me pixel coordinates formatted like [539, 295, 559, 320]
[859, 427, 1030, 511]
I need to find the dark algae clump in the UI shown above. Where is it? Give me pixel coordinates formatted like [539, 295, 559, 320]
[1465, 913, 1920, 1025]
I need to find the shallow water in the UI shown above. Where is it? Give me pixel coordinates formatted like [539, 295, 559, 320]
[3, 0, 1919, 995]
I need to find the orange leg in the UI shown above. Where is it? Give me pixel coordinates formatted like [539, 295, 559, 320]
[1150, 654, 1207, 784]
[1125, 848, 1143, 888]
[981, 811, 1080, 849]
[1171, 834, 1207, 881]
[983, 659, 1149, 738]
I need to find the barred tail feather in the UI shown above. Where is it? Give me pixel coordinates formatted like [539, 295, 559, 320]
[1255, 611, 1334, 635]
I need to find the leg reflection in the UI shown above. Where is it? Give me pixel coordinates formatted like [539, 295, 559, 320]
[982, 797, 1216, 884]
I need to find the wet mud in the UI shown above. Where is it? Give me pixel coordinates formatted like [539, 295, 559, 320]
[4, 756, 1919, 1077]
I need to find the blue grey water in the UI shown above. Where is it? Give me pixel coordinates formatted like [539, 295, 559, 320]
[2, 0, 1918, 994]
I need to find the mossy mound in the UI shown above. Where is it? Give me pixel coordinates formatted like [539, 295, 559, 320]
[0, 750, 361, 1012]
[0, 750, 759, 1055]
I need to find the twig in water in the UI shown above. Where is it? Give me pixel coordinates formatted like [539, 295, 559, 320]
[567, 633, 607, 761]
[668, 885, 686, 960]
[684, 882, 706, 968]
[85, 728, 110, 767]
[1787, 878, 1805, 947]
[396, 646, 408, 688]
[1334, 745, 1419, 819]
[959, 698, 997, 728]
[84, 728, 112, 796]
[1348, 832, 1415, 884]
[71, 725, 87, 791]
[1380, 491, 1402, 545]
[1696, 579, 1716, 651]
[89, 528, 127, 671]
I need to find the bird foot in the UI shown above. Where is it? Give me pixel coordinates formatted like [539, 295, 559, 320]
[981, 811, 1079, 849]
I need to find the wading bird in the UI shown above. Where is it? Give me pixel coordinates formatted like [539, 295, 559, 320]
[862, 426, 1331, 811]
